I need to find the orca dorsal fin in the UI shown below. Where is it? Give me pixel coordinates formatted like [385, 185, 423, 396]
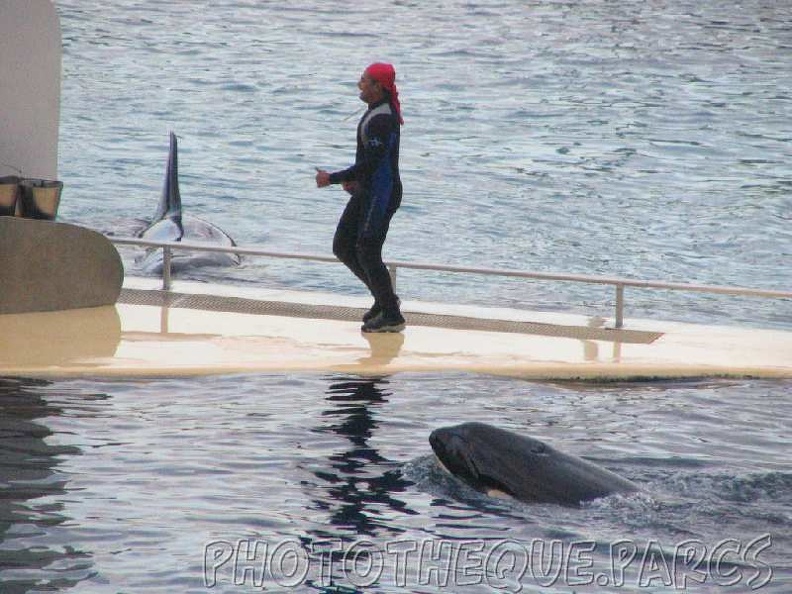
[153, 132, 183, 239]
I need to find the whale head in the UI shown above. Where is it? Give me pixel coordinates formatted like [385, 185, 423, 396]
[429, 422, 545, 498]
[429, 422, 638, 506]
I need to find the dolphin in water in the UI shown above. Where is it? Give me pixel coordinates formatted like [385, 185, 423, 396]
[137, 132, 240, 274]
[429, 422, 638, 506]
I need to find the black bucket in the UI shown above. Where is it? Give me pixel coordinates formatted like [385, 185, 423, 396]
[0, 176, 21, 217]
[18, 178, 63, 220]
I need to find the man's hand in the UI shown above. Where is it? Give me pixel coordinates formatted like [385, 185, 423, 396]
[315, 169, 331, 188]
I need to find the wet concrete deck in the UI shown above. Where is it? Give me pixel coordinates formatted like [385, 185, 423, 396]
[1, 276, 790, 380]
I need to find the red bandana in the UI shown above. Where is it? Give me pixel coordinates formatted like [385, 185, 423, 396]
[364, 62, 404, 125]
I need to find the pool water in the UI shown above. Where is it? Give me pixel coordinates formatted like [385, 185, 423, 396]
[1, 374, 789, 592]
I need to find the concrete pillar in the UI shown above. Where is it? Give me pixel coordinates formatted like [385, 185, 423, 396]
[0, 0, 61, 180]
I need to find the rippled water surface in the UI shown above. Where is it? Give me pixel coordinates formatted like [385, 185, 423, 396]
[1, 1, 791, 592]
[49, 0, 791, 327]
[1, 375, 791, 593]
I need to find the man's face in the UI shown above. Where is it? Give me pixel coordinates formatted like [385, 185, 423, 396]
[358, 73, 382, 104]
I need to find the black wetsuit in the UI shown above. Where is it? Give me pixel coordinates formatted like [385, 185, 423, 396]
[329, 98, 402, 313]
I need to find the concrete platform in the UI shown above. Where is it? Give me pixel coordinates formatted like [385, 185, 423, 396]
[0, 276, 790, 380]
[0, 218, 123, 314]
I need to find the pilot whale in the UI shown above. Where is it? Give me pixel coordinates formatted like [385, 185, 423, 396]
[137, 132, 240, 274]
[429, 422, 638, 507]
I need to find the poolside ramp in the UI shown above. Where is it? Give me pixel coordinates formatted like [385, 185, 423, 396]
[0, 277, 789, 380]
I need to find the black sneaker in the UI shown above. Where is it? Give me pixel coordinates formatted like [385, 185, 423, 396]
[361, 311, 406, 333]
[362, 297, 400, 323]
[362, 302, 382, 323]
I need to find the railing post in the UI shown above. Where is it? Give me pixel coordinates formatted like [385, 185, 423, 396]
[615, 284, 625, 329]
[388, 264, 398, 293]
[162, 246, 172, 291]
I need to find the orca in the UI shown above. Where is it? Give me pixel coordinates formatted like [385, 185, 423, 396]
[429, 422, 638, 506]
[137, 132, 240, 274]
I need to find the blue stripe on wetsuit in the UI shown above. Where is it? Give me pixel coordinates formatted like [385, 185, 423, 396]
[362, 130, 397, 238]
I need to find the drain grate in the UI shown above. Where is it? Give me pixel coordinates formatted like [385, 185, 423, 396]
[118, 288, 663, 344]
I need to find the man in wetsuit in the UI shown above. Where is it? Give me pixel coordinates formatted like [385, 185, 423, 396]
[315, 63, 405, 333]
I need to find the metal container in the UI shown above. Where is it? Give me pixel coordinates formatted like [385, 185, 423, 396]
[0, 176, 21, 216]
[18, 178, 63, 220]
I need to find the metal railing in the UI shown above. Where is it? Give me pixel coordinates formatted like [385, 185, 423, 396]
[109, 236, 792, 329]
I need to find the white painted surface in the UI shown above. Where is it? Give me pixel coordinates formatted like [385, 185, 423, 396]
[0, 278, 790, 380]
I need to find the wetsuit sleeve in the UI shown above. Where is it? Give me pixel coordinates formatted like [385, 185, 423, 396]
[328, 167, 355, 184]
[329, 114, 394, 184]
